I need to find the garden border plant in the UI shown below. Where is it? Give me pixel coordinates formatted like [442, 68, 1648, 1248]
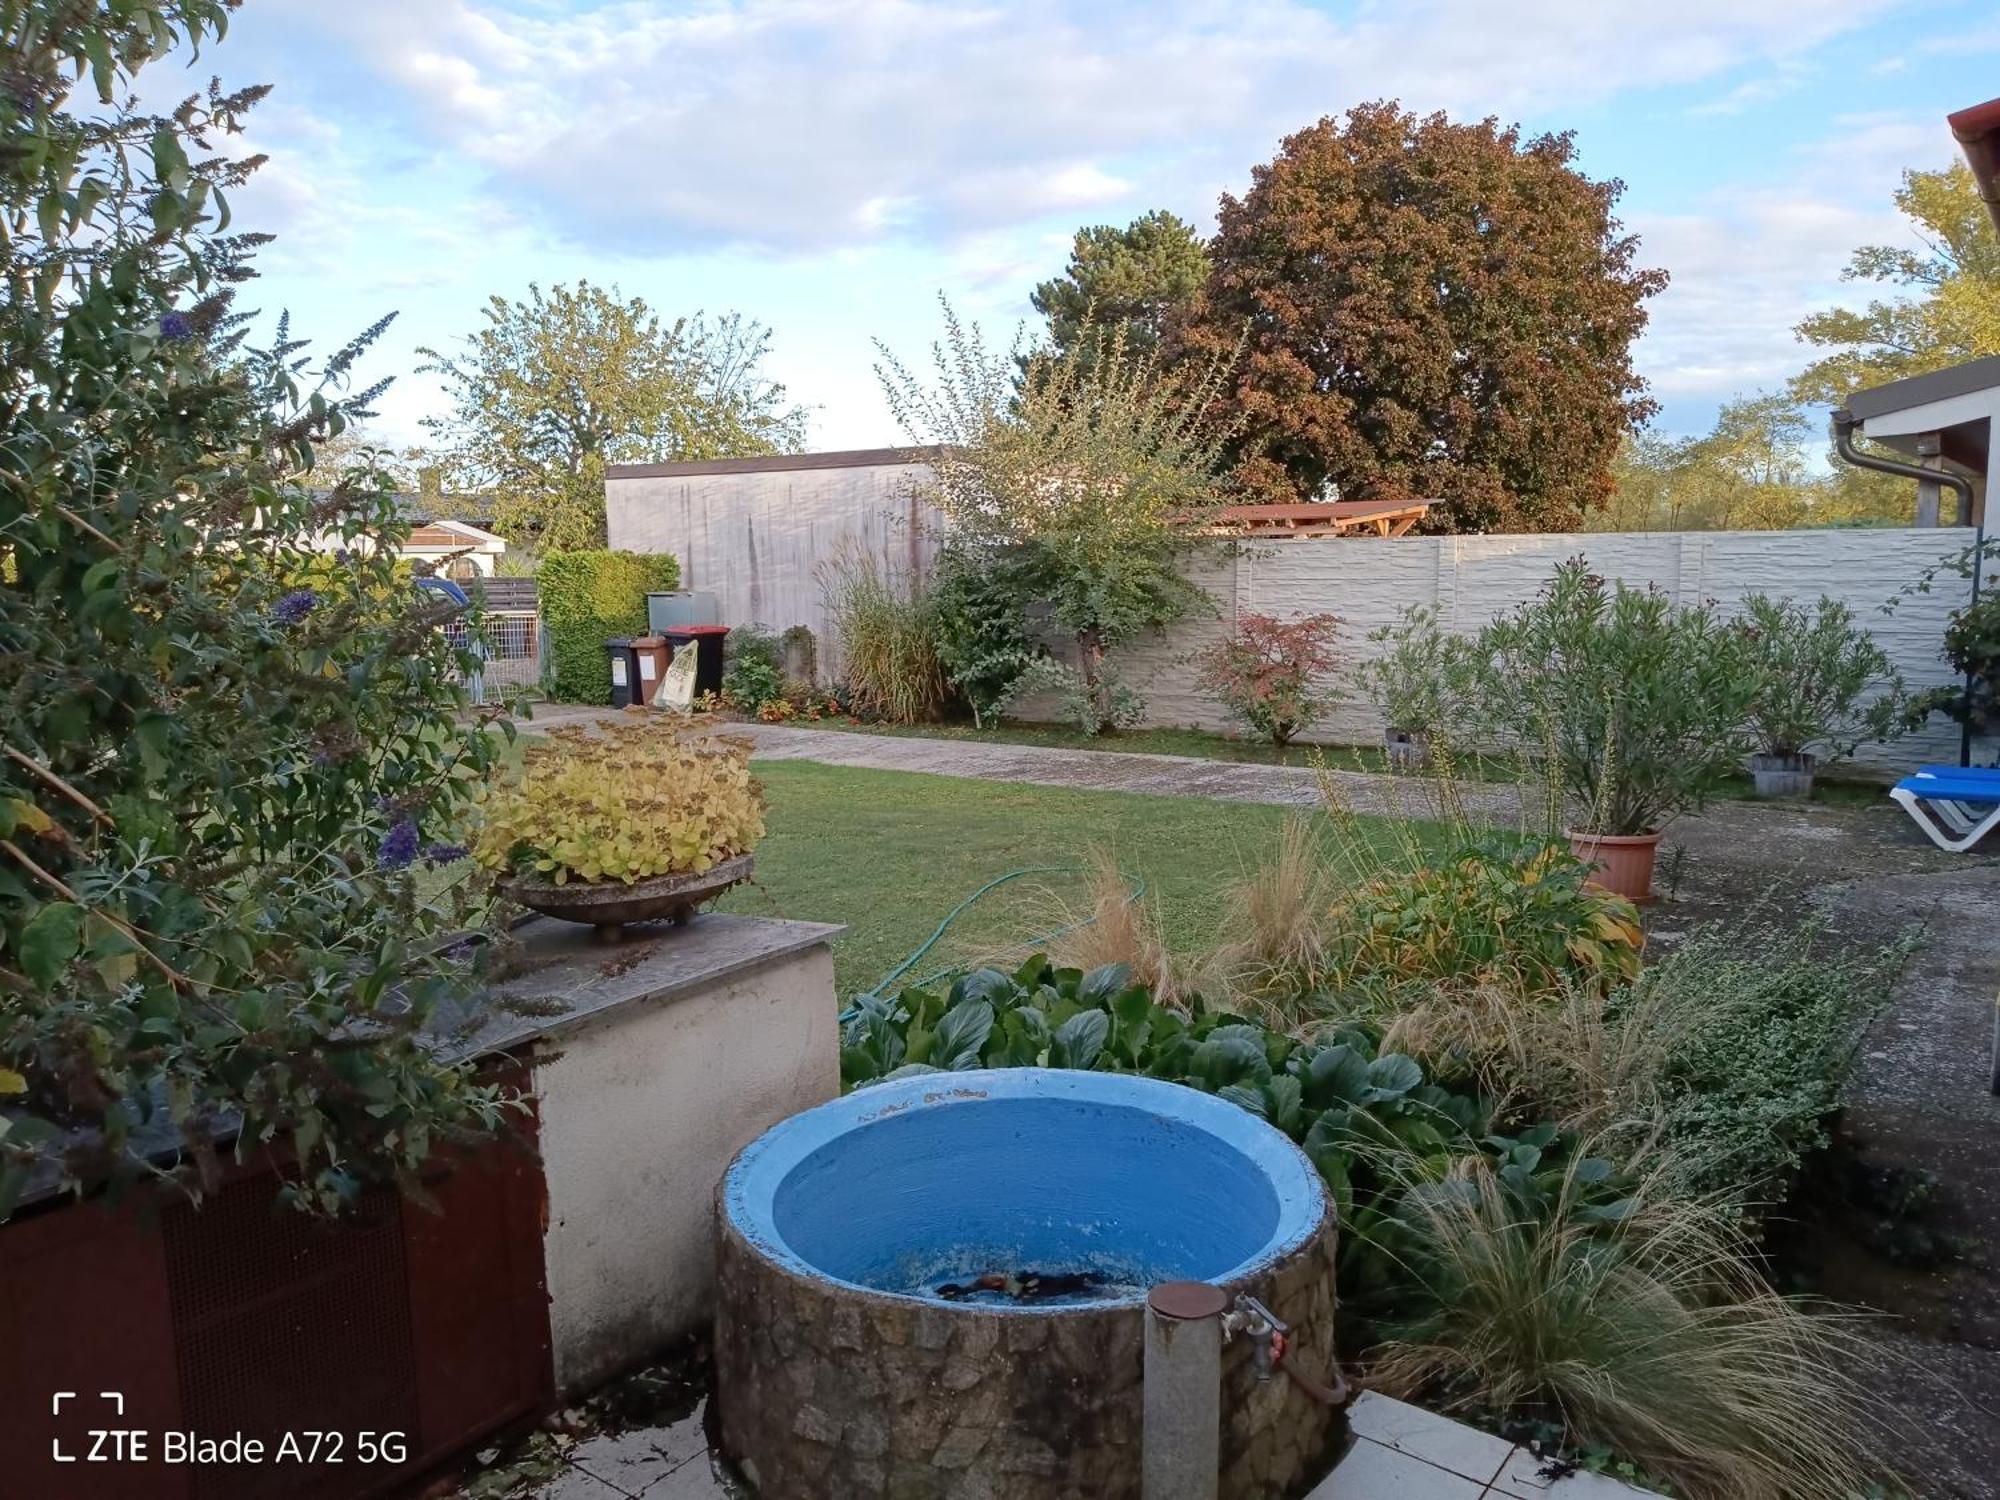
[0, 1, 525, 1217]
[1734, 593, 1904, 798]
[1191, 611, 1345, 747]
[1470, 558, 1759, 899]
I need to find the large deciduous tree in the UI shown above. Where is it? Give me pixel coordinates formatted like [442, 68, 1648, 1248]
[1032, 210, 1211, 360]
[1789, 162, 2000, 408]
[1182, 102, 1666, 532]
[419, 283, 808, 551]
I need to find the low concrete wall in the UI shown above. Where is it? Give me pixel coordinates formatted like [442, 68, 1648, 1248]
[482, 913, 844, 1393]
[1051, 529, 1976, 773]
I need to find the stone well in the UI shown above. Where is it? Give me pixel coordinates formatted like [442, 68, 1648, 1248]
[715, 1069, 1339, 1500]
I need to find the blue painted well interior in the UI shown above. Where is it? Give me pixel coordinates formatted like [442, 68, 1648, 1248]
[724, 1069, 1326, 1309]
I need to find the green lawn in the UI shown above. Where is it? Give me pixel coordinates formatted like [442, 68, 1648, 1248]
[714, 760, 1413, 999]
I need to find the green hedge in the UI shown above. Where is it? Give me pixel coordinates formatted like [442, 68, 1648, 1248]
[539, 550, 681, 702]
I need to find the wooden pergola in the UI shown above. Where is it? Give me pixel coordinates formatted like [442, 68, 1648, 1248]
[1201, 498, 1436, 539]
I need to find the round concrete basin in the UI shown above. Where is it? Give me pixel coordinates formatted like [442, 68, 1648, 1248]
[715, 1069, 1339, 1499]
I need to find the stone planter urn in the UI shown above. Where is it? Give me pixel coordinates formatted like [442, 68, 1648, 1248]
[1748, 751, 1816, 800]
[1566, 830, 1661, 902]
[501, 853, 754, 942]
[1383, 727, 1431, 770]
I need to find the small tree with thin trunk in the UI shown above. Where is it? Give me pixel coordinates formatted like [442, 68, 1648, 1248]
[875, 299, 1239, 732]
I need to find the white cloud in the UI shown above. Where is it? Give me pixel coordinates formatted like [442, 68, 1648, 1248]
[1630, 112, 1958, 421]
[270, 0, 1907, 254]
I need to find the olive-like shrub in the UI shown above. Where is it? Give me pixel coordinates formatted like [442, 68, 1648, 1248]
[475, 722, 765, 884]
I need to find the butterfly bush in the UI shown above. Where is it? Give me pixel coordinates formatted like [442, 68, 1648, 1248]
[0, 3, 521, 1216]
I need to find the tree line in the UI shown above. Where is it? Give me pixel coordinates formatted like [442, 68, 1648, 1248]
[401, 103, 1999, 549]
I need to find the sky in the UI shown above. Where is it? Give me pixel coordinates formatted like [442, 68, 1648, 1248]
[186, 0, 2000, 455]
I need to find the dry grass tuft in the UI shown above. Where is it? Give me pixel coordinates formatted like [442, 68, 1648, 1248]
[1205, 815, 1338, 1021]
[1366, 1155, 1904, 1500]
[1045, 847, 1185, 1005]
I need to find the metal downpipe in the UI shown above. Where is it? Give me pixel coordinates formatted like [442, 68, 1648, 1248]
[1832, 409, 1984, 767]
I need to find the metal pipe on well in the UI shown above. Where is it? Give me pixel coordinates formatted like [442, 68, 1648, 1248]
[1143, 1281, 1229, 1500]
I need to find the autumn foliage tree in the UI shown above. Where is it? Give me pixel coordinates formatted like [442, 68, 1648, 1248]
[1182, 103, 1666, 533]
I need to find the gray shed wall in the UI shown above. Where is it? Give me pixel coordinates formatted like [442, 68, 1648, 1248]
[607, 462, 941, 675]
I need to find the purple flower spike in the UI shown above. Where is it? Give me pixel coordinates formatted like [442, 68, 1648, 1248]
[423, 842, 468, 866]
[272, 588, 318, 626]
[159, 311, 194, 342]
[378, 818, 420, 871]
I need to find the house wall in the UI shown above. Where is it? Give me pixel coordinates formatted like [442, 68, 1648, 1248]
[1079, 528, 1972, 773]
[606, 461, 940, 676]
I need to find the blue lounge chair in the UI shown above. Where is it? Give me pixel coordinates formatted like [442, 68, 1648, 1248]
[1891, 766, 2000, 852]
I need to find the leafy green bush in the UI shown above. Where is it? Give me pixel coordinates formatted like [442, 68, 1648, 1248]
[1475, 558, 1757, 834]
[838, 956, 1618, 1309]
[1895, 544, 2000, 737]
[1734, 594, 1904, 762]
[998, 655, 1146, 735]
[1634, 926, 1911, 1198]
[1330, 840, 1645, 998]
[540, 550, 680, 702]
[931, 544, 1034, 726]
[722, 624, 787, 710]
[0, 4, 521, 1215]
[1362, 605, 1473, 736]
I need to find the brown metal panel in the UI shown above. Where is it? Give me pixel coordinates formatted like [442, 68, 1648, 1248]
[162, 1177, 422, 1500]
[404, 1096, 553, 1472]
[0, 1192, 189, 1499]
[0, 1094, 552, 1500]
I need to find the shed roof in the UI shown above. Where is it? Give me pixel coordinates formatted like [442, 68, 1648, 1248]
[606, 447, 935, 480]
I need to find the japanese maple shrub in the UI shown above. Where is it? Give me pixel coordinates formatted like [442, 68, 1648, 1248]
[1192, 612, 1345, 745]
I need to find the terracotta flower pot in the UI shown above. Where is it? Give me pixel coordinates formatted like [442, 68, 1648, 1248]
[1565, 830, 1661, 902]
[1748, 751, 1816, 800]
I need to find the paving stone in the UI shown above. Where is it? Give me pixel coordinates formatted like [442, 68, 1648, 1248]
[635, 1455, 729, 1498]
[1491, 1446, 1662, 1497]
[569, 1407, 710, 1494]
[1309, 1436, 1486, 1498]
[536, 1463, 631, 1500]
[1344, 1393, 1512, 1485]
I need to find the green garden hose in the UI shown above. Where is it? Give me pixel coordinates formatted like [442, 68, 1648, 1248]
[852, 864, 1147, 1006]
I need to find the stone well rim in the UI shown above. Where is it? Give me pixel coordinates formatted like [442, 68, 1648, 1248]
[719, 1067, 1328, 1313]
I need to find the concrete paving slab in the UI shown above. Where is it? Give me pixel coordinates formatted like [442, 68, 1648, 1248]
[1314, 1436, 1487, 1498]
[1345, 1394, 1512, 1485]
[569, 1406, 711, 1495]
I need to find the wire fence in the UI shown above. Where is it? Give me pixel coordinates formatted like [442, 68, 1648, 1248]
[446, 610, 542, 702]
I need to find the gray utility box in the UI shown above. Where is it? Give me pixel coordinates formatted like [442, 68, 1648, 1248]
[646, 591, 720, 633]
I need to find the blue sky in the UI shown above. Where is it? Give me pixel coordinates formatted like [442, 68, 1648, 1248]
[195, 0, 2000, 454]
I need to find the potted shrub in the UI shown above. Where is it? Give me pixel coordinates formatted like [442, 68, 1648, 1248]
[1362, 606, 1463, 768]
[1476, 560, 1757, 900]
[1190, 611, 1345, 747]
[1734, 594, 1905, 798]
[473, 719, 765, 940]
